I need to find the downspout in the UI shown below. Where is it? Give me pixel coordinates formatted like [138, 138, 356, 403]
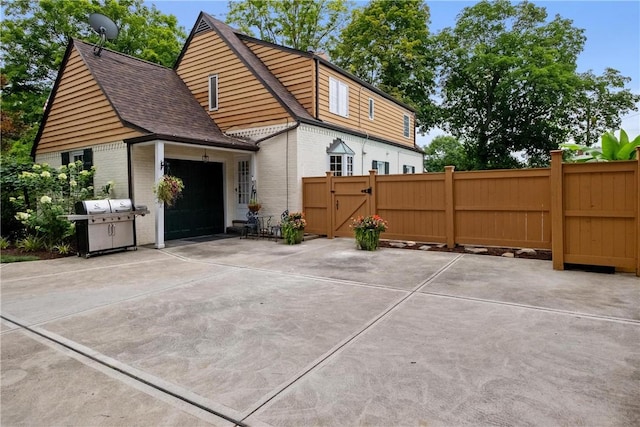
[362, 132, 369, 174]
[127, 143, 133, 199]
[286, 119, 289, 210]
[314, 56, 320, 120]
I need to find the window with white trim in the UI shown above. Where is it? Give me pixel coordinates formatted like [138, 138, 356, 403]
[372, 160, 389, 175]
[327, 138, 355, 177]
[403, 165, 416, 174]
[403, 114, 410, 138]
[209, 74, 218, 111]
[329, 76, 349, 117]
[368, 98, 374, 120]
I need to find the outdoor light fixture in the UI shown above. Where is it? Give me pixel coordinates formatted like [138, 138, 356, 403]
[202, 149, 209, 163]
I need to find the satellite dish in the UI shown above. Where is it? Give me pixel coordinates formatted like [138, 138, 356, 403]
[88, 13, 118, 56]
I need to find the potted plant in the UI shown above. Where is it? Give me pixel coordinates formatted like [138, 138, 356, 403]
[351, 215, 388, 251]
[281, 211, 306, 244]
[248, 198, 261, 212]
[154, 175, 184, 207]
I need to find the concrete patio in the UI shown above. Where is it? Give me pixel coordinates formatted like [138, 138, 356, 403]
[1, 237, 638, 426]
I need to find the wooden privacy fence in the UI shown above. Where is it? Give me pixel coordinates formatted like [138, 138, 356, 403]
[302, 149, 639, 275]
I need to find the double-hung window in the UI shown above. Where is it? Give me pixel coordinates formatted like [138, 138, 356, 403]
[403, 114, 410, 138]
[403, 165, 416, 174]
[327, 138, 355, 177]
[209, 74, 219, 111]
[329, 77, 349, 117]
[372, 160, 390, 175]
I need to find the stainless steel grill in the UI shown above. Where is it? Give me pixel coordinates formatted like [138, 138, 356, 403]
[68, 199, 149, 258]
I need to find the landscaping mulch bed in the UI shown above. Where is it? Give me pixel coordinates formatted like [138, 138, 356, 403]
[0, 247, 72, 262]
[378, 240, 552, 261]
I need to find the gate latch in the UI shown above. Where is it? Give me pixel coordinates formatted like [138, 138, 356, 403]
[361, 187, 372, 194]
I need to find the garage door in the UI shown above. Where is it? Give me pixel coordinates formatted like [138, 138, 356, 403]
[164, 159, 224, 240]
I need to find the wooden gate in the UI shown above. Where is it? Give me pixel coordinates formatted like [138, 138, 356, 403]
[331, 174, 373, 237]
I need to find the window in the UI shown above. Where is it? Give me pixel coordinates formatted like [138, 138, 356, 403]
[403, 114, 410, 138]
[403, 165, 416, 174]
[372, 160, 389, 175]
[330, 155, 343, 176]
[61, 148, 93, 170]
[209, 74, 218, 111]
[327, 138, 355, 176]
[329, 76, 349, 117]
[237, 160, 250, 204]
[368, 98, 374, 120]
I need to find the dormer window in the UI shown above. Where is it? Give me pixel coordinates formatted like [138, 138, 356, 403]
[209, 74, 218, 111]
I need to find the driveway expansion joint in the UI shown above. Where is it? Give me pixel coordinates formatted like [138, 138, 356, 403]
[1, 313, 249, 426]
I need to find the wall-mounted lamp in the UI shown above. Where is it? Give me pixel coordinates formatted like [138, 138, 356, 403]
[160, 160, 169, 170]
[202, 149, 209, 163]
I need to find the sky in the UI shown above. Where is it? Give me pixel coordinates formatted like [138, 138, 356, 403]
[148, 0, 640, 142]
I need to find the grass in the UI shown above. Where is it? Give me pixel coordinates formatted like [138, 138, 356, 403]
[1, 254, 41, 263]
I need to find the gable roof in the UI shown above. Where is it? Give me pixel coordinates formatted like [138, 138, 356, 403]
[33, 39, 257, 155]
[179, 13, 316, 123]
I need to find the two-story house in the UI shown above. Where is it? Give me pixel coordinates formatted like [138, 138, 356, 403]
[32, 12, 424, 248]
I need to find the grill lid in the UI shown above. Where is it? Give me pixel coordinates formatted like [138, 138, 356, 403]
[78, 199, 111, 215]
[109, 199, 133, 213]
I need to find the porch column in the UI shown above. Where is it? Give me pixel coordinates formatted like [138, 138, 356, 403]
[155, 141, 165, 249]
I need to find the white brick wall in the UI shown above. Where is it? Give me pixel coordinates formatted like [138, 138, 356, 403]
[252, 124, 424, 218]
[36, 142, 130, 198]
[93, 142, 129, 198]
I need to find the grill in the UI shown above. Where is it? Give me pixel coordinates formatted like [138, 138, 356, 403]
[68, 199, 149, 258]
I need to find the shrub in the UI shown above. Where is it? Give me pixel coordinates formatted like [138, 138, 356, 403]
[16, 235, 44, 252]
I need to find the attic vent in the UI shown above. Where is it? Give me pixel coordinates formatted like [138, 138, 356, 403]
[195, 18, 212, 34]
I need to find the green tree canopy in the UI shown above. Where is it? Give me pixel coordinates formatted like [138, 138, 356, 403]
[569, 69, 640, 147]
[1, 0, 186, 157]
[226, 0, 351, 52]
[436, 0, 586, 169]
[331, 0, 437, 131]
[423, 135, 470, 172]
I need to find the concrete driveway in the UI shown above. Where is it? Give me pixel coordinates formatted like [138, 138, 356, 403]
[1, 237, 638, 426]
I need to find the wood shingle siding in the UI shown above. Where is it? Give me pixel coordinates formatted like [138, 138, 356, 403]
[37, 49, 142, 153]
[244, 41, 315, 115]
[176, 31, 293, 131]
[317, 65, 415, 148]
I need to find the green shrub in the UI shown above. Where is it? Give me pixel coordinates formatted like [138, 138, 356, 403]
[0, 237, 10, 250]
[16, 235, 44, 252]
[561, 129, 640, 162]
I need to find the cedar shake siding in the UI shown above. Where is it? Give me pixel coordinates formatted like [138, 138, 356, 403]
[36, 48, 142, 154]
[176, 30, 293, 131]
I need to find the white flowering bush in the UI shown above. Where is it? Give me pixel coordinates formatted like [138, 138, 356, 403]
[8, 160, 98, 250]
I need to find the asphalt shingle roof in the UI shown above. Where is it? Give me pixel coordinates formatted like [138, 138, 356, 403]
[73, 39, 256, 150]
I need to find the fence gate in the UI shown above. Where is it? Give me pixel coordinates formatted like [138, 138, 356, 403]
[331, 175, 373, 237]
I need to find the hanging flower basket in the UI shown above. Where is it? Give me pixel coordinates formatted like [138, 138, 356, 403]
[351, 215, 388, 251]
[248, 198, 261, 212]
[154, 175, 184, 207]
[281, 212, 306, 244]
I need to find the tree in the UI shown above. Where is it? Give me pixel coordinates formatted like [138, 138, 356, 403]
[423, 135, 470, 172]
[1, 0, 186, 155]
[436, 0, 587, 169]
[226, 0, 351, 52]
[569, 69, 640, 147]
[331, 0, 437, 131]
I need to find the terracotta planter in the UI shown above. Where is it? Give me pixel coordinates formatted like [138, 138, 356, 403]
[284, 228, 304, 245]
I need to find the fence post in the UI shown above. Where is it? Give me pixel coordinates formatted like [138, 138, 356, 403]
[326, 171, 334, 239]
[444, 166, 455, 248]
[369, 169, 377, 216]
[550, 150, 564, 271]
[636, 147, 640, 276]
